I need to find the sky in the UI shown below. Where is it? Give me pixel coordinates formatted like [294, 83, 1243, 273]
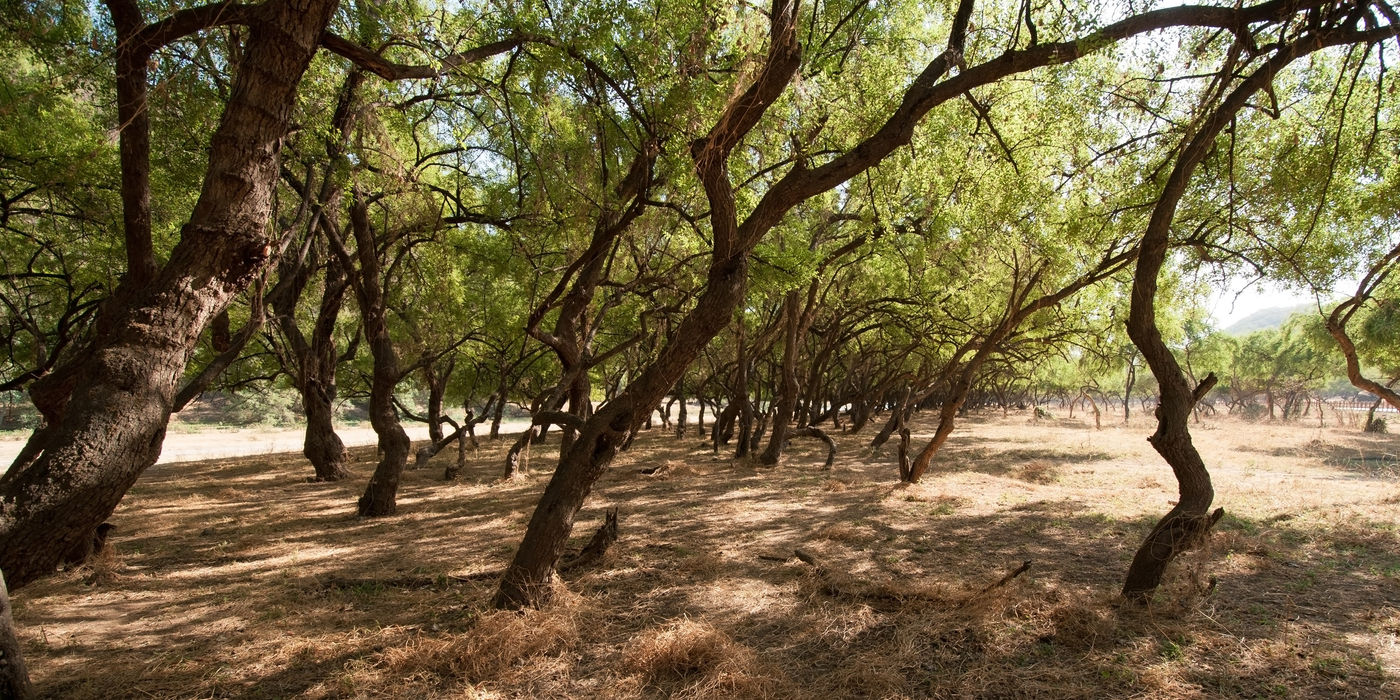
[1204, 278, 1328, 329]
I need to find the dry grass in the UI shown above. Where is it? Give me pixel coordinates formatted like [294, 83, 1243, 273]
[623, 619, 777, 697]
[11, 410, 1400, 698]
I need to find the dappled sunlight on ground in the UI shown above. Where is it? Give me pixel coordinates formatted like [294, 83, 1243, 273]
[11, 410, 1400, 698]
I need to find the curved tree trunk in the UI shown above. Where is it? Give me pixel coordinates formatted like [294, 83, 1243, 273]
[0, 1, 339, 590]
[347, 192, 411, 517]
[1119, 40, 1328, 599]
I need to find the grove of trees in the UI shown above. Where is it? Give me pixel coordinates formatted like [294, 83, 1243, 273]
[2, 0, 1399, 690]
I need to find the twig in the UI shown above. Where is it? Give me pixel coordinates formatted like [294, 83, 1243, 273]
[968, 560, 1032, 600]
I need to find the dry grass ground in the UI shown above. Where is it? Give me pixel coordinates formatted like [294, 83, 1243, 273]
[11, 409, 1400, 698]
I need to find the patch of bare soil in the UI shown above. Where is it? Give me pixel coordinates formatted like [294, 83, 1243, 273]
[11, 411, 1400, 698]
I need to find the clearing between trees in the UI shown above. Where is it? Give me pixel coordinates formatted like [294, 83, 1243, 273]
[13, 411, 1399, 699]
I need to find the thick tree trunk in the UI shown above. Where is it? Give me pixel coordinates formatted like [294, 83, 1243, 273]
[301, 256, 351, 482]
[303, 376, 350, 482]
[0, 1, 339, 590]
[355, 340, 411, 516]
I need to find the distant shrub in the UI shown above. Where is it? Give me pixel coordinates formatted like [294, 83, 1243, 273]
[1365, 416, 1388, 434]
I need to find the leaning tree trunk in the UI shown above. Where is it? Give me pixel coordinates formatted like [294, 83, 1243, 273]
[0, 0, 339, 590]
[905, 366, 979, 483]
[492, 257, 752, 609]
[492, 0, 805, 609]
[1119, 41, 1325, 600]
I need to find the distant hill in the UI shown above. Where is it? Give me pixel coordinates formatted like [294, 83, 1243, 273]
[1222, 303, 1315, 335]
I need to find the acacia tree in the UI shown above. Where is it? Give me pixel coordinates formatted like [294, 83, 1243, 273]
[1121, 5, 1399, 599]
[0, 0, 518, 587]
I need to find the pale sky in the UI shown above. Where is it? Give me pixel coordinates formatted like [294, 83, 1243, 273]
[1205, 278, 1327, 329]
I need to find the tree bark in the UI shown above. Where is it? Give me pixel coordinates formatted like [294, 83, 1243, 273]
[760, 289, 802, 465]
[0, 0, 340, 590]
[0, 569, 30, 700]
[346, 192, 412, 517]
[301, 254, 352, 482]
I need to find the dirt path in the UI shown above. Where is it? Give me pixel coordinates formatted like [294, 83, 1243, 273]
[0, 419, 537, 470]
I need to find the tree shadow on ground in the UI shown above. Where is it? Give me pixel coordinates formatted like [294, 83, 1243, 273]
[11, 416, 1400, 698]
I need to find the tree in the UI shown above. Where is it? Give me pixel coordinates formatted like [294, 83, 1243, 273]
[0, 0, 343, 590]
[1121, 6, 1398, 600]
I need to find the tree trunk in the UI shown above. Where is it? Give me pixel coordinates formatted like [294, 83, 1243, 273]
[733, 320, 754, 459]
[492, 258, 752, 609]
[490, 390, 505, 439]
[445, 420, 472, 481]
[1119, 40, 1319, 599]
[505, 389, 566, 479]
[1123, 356, 1136, 423]
[303, 381, 350, 482]
[348, 193, 411, 518]
[424, 365, 446, 444]
[760, 290, 801, 465]
[674, 380, 688, 438]
[0, 570, 30, 700]
[301, 255, 351, 482]
[0, 0, 339, 590]
[905, 371, 978, 483]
